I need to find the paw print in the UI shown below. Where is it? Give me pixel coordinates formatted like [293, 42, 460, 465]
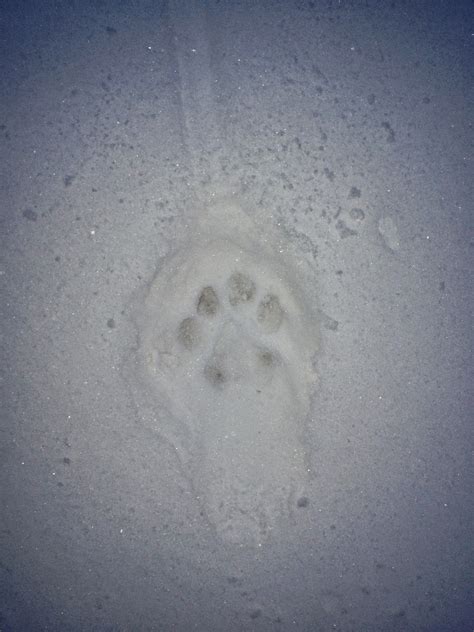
[135, 201, 320, 546]
[176, 271, 285, 389]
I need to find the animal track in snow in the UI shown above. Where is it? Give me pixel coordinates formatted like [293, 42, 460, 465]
[176, 273, 286, 393]
[136, 200, 319, 545]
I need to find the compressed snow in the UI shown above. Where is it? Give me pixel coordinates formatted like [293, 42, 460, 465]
[131, 199, 319, 544]
[378, 215, 401, 252]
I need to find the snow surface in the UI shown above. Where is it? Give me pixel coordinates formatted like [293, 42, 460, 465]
[1, 0, 472, 630]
